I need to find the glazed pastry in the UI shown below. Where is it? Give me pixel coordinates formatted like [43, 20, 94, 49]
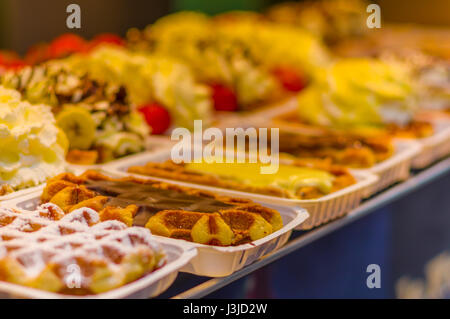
[128, 158, 356, 199]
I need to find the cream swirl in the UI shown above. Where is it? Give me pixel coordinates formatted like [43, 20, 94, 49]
[0, 86, 67, 190]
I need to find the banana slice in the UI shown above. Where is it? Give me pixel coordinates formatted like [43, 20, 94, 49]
[56, 106, 96, 150]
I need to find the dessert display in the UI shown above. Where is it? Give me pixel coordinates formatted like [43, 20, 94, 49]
[1, 61, 150, 165]
[0, 3, 447, 300]
[0, 86, 67, 195]
[0, 204, 166, 295]
[295, 58, 435, 139]
[127, 11, 329, 112]
[64, 45, 212, 131]
[127, 12, 283, 112]
[39, 171, 283, 246]
[266, 0, 368, 46]
[127, 158, 356, 199]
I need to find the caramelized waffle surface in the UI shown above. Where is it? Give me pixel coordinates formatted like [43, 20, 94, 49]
[127, 159, 356, 200]
[40, 171, 283, 246]
[275, 130, 394, 168]
[0, 204, 166, 295]
[0, 185, 14, 197]
[262, 115, 393, 168]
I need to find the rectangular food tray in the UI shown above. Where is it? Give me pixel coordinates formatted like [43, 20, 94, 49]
[352, 140, 422, 197]
[103, 150, 377, 231]
[6, 188, 308, 278]
[411, 121, 450, 169]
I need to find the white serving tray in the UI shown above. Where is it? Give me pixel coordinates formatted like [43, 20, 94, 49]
[0, 198, 197, 299]
[411, 121, 450, 169]
[352, 140, 422, 197]
[0, 185, 44, 203]
[103, 149, 377, 231]
[6, 191, 308, 278]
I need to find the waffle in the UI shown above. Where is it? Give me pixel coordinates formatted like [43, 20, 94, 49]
[39, 171, 283, 246]
[0, 204, 166, 295]
[260, 115, 394, 168]
[127, 159, 356, 200]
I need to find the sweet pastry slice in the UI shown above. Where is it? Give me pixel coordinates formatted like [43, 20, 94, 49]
[128, 157, 357, 200]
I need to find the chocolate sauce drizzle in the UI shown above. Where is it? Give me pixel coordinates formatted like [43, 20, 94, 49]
[85, 179, 234, 227]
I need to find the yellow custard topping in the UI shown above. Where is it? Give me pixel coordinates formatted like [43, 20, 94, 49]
[185, 161, 335, 196]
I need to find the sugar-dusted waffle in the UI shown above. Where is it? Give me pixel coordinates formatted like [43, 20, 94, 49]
[127, 158, 356, 200]
[39, 171, 283, 246]
[0, 204, 166, 295]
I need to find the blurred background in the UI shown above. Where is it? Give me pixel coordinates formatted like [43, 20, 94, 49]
[1, 0, 450, 54]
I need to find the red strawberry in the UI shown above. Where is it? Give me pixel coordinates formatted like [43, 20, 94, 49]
[47, 33, 86, 60]
[138, 103, 171, 135]
[24, 43, 49, 65]
[6, 59, 27, 71]
[209, 83, 238, 111]
[0, 51, 27, 71]
[272, 66, 307, 92]
[88, 33, 124, 51]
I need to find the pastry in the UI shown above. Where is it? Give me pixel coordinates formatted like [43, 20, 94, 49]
[127, 158, 356, 199]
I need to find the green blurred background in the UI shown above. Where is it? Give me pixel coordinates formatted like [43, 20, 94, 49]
[0, 0, 449, 54]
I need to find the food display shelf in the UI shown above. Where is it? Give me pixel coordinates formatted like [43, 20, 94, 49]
[159, 157, 450, 299]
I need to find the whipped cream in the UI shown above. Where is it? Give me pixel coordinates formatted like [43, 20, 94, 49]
[0, 86, 67, 190]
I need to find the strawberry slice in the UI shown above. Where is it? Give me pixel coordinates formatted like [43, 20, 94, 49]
[272, 66, 307, 92]
[209, 83, 239, 111]
[47, 33, 87, 60]
[138, 103, 172, 135]
[88, 33, 125, 51]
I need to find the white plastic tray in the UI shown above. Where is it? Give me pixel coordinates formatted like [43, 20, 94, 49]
[103, 150, 377, 231]
[0, 185, 44, 203]
[411, 121, 450, 169]
[6, 192, 309, 278]
[0, 197, 197, 299]
[352, 140, 422, 197]
[155, 204, 308, 277]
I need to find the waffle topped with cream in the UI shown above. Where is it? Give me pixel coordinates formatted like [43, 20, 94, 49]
[0, 204, 166, 295]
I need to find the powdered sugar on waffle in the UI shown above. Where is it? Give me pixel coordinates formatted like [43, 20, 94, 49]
[0, 204, 166, 290]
